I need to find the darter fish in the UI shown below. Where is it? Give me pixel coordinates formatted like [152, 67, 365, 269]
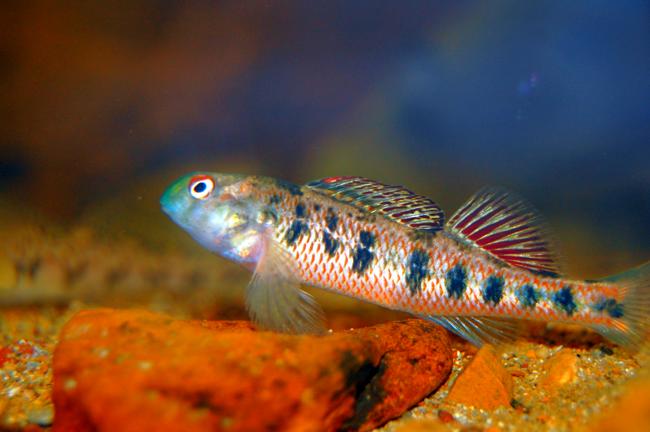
[160, 173, 650, 347]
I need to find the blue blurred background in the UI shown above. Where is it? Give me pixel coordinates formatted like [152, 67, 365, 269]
[1, 0, 649, 276]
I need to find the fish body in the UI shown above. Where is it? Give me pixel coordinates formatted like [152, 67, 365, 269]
[161, 173, 650, 347]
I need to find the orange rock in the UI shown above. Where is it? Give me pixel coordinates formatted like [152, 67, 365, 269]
[540, 349, 578, 393]
[446, 344, 513, 410]
[589, 374, 650, 432]
[52, 309, 452, 432]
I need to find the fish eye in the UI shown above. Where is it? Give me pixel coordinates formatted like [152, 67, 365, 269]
[189, 175, 215, 200]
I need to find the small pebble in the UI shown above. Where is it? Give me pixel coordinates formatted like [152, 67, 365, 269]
[437, 409, 454, 423]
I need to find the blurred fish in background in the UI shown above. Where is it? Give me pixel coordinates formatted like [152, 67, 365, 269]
[1, 0, 649, 310]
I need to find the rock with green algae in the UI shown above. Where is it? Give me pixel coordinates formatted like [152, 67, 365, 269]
[52, 309, 452, 432]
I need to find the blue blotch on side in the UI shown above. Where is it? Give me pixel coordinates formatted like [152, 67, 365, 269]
[552, 286, 578, 316]
[594, 297, 625, 318]
[516, 284, 540, 308]
[326, 208, 338, 232]
[359, 231, 375, 248]
[314, 204, 321, 211]
[352, 248, 374, 274]
[295, 203, 306, 218]
[482, 275, 505, 305]
[284, 220, 307, 246]
[352, 231, 375, 274]
[268, 194, 281, 205]
[406, 249, 430, 296]
[323, 231, 339, 256]
[276, 179, 303, 196]
[445, 264, 467, 299]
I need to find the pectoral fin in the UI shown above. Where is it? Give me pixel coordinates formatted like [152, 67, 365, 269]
[245, 236, 326, 334]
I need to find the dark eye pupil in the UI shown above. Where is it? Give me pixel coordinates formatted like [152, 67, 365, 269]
[193, 182, 207, 193]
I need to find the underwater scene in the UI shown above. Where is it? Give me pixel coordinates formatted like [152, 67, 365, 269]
[1, 1, 649, 431]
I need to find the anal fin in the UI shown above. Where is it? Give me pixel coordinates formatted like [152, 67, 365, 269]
[427, 315, 521, 346]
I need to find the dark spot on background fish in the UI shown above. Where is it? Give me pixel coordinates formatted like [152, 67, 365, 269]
[284, 220, 307, 246]
[268, 194, 281, 205]
[326, 208, 338, 232]
[599, 345, 614, 356]
[445, 264, 467, 299]
[482, 276, 504, 305]
[295, 203, 306, 218]
[516, 284, 540, 308]
[275, 178, 303, 196]
[359, 230, 375, 248]
[552, 286, 577, 316]
[323, 231, 339, 256]
[594, 297, 625, 318]
[406, 249, 430, 296]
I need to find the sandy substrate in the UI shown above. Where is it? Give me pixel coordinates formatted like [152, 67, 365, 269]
[1, 223, 649, 431]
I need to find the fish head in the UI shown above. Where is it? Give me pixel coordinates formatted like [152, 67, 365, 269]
[160, 172, 268, 265]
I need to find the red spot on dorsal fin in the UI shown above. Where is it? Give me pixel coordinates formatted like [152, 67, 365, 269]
[446, 187, 562, 276]
[306, 176, 445, 233]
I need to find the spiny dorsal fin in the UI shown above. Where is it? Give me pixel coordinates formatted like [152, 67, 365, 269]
[446, 187, 561, 276]
[306, 176, 444, 233]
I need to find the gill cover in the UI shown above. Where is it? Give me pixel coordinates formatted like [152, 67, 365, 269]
[160, 172, 265, 263]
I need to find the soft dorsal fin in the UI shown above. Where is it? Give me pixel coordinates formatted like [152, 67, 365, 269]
[446, 187, 561, 276]
[306, 176, 444, 233]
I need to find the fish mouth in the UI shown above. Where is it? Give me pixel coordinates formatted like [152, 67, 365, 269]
[160, 179, 187, 218]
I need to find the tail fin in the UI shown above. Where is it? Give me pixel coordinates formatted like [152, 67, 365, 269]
[592, 262, 650, 349]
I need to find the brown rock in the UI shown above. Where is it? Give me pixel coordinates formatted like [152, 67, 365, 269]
[52, 309, 452, 432]
[446, 344, 513, 410]
[540, 349, 578, 393]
